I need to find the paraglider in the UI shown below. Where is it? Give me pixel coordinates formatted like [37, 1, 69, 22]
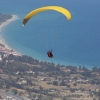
[47, 50, 53, 58]
[22, 6, 72, 26]
[22, 6, 72, 58]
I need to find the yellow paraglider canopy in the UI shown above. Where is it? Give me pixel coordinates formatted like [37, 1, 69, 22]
[22, 6, 72, 26]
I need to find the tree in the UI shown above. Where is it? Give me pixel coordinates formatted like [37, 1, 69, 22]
[6, 84, 10, 89]
[70, 88, 75, 93]
[66, 84, 70, 88]
[92, 66, 98, 72]
[60, 80, 66, 86]
[27, 79, 33, 86]
[39, 86, 43, 91]
[53, 81, 58, 86]
[73, 83, 77, 86]
[82, 66, 89, 71]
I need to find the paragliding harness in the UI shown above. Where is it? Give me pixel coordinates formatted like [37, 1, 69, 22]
[47, 50, 53, 58]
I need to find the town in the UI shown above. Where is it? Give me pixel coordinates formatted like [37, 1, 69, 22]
[0, 42, 100, 100]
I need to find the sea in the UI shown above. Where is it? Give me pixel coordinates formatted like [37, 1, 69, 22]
[0, 0, 100, 68]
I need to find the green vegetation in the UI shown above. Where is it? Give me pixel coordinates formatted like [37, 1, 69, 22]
[0, 54, 100, 100]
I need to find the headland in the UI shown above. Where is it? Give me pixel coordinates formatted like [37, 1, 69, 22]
[0, 14, 21, 59]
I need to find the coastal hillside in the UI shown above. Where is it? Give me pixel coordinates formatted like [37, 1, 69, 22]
[0, 54, 100, 100]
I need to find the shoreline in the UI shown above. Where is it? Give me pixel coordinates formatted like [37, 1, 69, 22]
[0, 14, 21, 56]
[0, 14, 95, 68]
[0, 15, 19, 31]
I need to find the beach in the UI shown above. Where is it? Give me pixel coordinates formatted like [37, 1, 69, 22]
[0, 15, 19, 31]
[0, 15, 21, 56]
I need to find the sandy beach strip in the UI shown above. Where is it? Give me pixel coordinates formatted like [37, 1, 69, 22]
[0, 14, 21, 56]
[0, 15, 19, 31]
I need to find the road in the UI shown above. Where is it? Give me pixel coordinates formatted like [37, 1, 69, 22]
[0, 91, 30, 100]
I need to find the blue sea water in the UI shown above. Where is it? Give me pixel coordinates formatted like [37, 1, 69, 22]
[0, 0, 100, 68]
